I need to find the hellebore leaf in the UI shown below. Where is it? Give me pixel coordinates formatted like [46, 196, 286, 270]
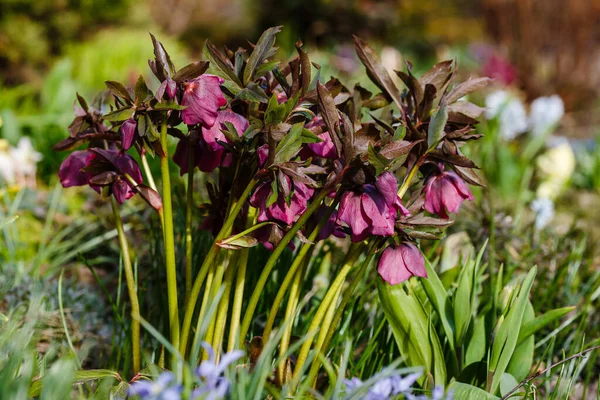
[76, 92, 89, 111]
[204, 40, 243, 87]
[427, 103, 448, 149]
[296, 40, 311, 95]
[367, 143, 389, 175]
[243, 26, 282, 85]
[316, 82, 342, 157]
[217, 235, 259, 250]
[153, 101, 187, 111]
[136, 183, 163, 211]
[150, 33, 175, 80]
[255, 60, 281, 80]
[380, 140, 420, 160]
[419, 60, 453, 93]
[274, 123, 304, 164]
[236, 82, 270, 103]
[353, 35, 404, 112]
[134, 75, 151, 104]
[173, 61, 209, 82]
[53, 133, 120, 152]
[104, 107, 135, 122]
[446, 77, 492, 104]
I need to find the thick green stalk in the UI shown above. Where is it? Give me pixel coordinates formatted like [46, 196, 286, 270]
[291, 245, 363, 387]
[309, 243, 378, 386]
[227, 209, 256, 352]
[185, 154, 195, 304]
[276, 256, 309, 384]
[110, 197, 141, 373]
[180, 179, 258, 356]
[141, 152, 158, 192]
[238, 188, 331, 344]
[211, 252, 239, 362]
[190, 265, 215, 362]
[262, 202, 336, 340]
[203, 260, 226, 358]
[159, 120, 180, 355]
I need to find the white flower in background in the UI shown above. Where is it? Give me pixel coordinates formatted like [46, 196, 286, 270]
[0, 139, 16, 185]
[529, 95, 564, 136]
[381, 46, 403, 77]
[536, 139, 575, 199]
[531, 197, 555, 231]
[0, 137, 42, 188]
[484, 90, 528, 140]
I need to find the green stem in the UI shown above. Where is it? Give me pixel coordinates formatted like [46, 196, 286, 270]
[277, 255, 309, 384]
[141, 152, 158, 192]
[190, 265, 215, 362]
[262, 201, 337, 340]
[291, 244, 363, 388]
[159, 120, 180, 359]
[238, 188, 331, 344]
[227, 209, 256, 352]
[110, 197, 141, 373]
[211, 252, 239, 362]
[179, 178, 258, 357]
[218, 221, 273, 246]
[309, 243, 378, 385]
[185, 153, 194, 305]
[203, 259, 226, 358]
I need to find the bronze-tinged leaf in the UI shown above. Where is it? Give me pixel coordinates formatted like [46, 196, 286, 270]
[419, 60, 453, 92]
[396, 69, 423, 108]
[243, 26, 282, 85]
[68, 117, 85, 137]
[204, 40, 243, 87]
[427, 104, 448, 149]
[445, 126, 476, 139]
[380, 140, 421, 160]
[248, 336, 264, 365]
[104, 107, 135, 122]
[149, 33, 175, 80]
[136, 183, 163, 211]
[76, 93, 89, 111]
[134, 75, 150, 104]
[429, 150, 478, 169]
[417, 83, 437, 121]
[53, 133, 120, 151]
[105, 81, 132, 102]
[317, 82, 342, 157]
[295, 40, 311, 96]
[172, 61, 209, 82]
[353, 35, 404, 112]
[453, 165, 486, 187]
[401, 214, 454, 227]
[217, 235, 259, 250]
[446, 77, 492, 104]
[447, 101, 484, 120]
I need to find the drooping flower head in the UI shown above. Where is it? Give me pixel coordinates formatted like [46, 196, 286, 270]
[378, 242, 426, 285]
[181, 75, 227, 127]
[120, 118, 137, 150]
[58, 148, 143, 204]
[423, 165, 473, 219]
[305, 117, 336, 159]
[250, 176, 314, 226]
[337, 172, 408, 242]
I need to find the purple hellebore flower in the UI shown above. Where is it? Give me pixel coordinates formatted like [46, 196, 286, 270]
[306, 117, 336, 159]
[120, 118, 137, 150]
[156, 77, 177, 100]
[193, 342, 244, 400]
[424, 166, 474, 219]
[250, 176, 314, 226]
[173, 135, 222, 175]
[202, 110, 249, 151]
[181, 74, 227, 127]
[257, 144, 269, 168]
[337, 172, 408, 242]
[378, 242, 426, 285]
[58, 148, 143, 204]
[128, 372, 182, 400]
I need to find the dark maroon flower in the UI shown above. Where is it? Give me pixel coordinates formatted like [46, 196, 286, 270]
[59, 151, 90, 187]
[59, 148, 143, 204]
[257, 144, 269, 168]
[173, 131, 226, 175]
[156, 77, 177, 100]
[120, 118, 137, 150]
[424, 166, 474, 218]
[202, 110, 249, 151]
[181, 74, 227, 127]
[337, 172, 408, 242]
[378, 242, 426, 285]
[250, 176, 314, 226]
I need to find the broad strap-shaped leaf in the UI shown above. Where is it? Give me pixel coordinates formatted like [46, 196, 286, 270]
[29, 369, 122, 398]
[516, 306, 575, 345]
[448, 382, 500, 400]
[243, 26, 282, 85]
[353, 35, 404, 112]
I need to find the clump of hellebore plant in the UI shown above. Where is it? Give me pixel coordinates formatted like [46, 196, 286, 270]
[54, 26, 487, 395]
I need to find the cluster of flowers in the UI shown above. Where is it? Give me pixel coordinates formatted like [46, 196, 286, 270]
[55, 29, 487, 286]
[128, 343, 243, 400]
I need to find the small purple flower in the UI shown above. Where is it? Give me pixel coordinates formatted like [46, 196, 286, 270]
[344, 371, 423, 400]
[58, 148, 143, 204]
[424, 166, 474, 219]
[120, 118, 137, 150]
[156, 77, 177, 100]
[250, 176, 314, 226]
[337, 172, 408, 242]
[306, 117, 336, 159]
[193, 342, 244, 400]
[129, 372, 182, 400]
[181, 75, 227, 127]
[202, 110, 249, 151]
[378, 243, 426, 285]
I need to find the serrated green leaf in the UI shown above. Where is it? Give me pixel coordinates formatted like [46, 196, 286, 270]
[173, 61, 209, 82]
[134, 75, 150, 104]
[367, 143, 389, 175]
[427, 103, 448, 149]
[105, 81, 132, 102]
